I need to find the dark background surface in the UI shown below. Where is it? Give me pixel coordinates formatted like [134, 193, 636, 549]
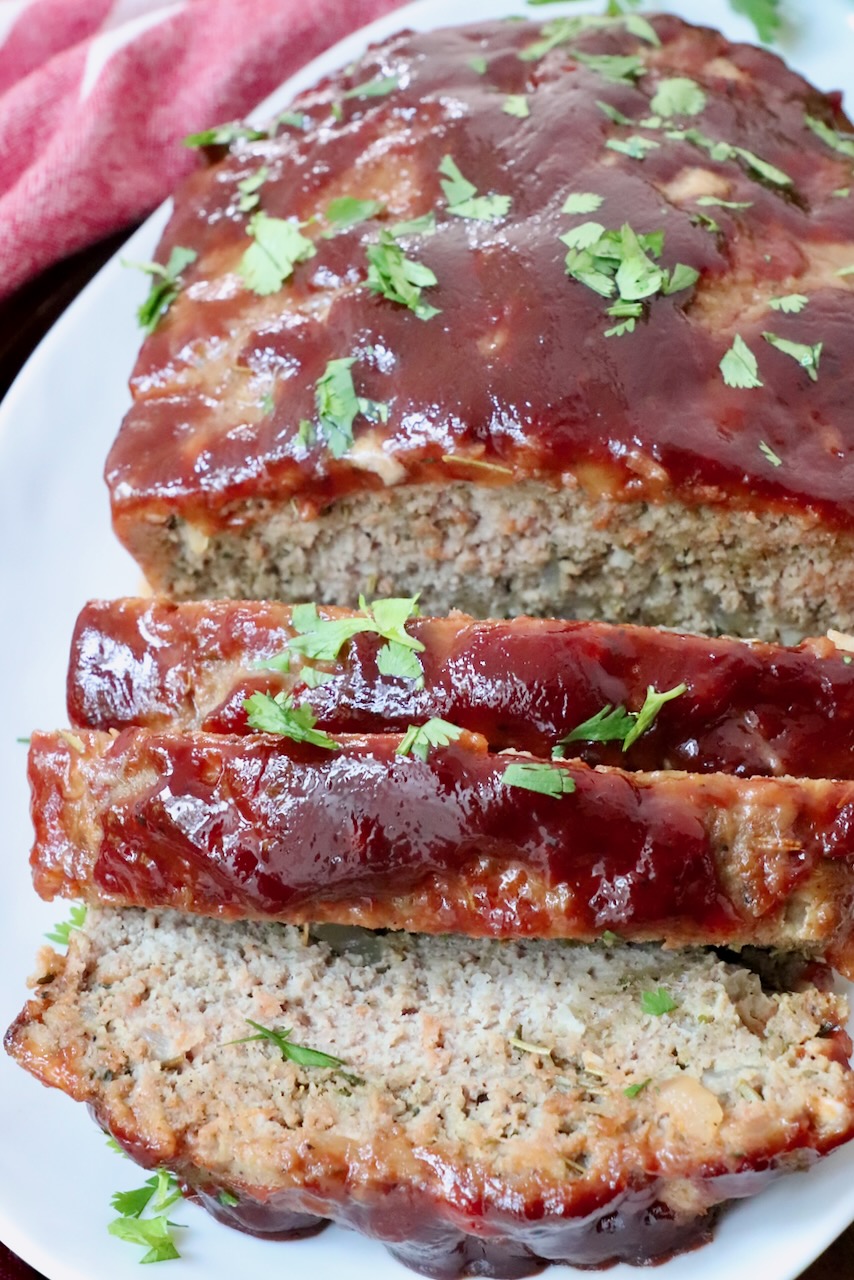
[1, 237, 853, 1279]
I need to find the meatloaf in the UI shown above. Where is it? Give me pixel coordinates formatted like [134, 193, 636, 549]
[7, 908, 854, 1277]
[108, 14, 854, 637]
[69, 596, 854, 777]
[28, 728, 854, 972]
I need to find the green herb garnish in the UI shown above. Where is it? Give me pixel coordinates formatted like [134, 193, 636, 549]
[124, 246, 197, 333]
[605, 135, 660, 159]
[573, 51, 645, 84]
[624, 1078, 652, 1098]
[109, 1170, 183, 1264]
[183, 121, 265, 148]
[500, 761, 576, 797]
[640, 988, 678, 1016]
[218, 1190, 240, 1208]
[230, 1019, 362, 1084]
[236, 165, 268, 213]
[468, 55, 488, 74]
[396, 718, 464, 761]
[366, 231, 440, 320]
[805, 113, 854, 159]
[45, 902, 86, 947]
[237, 211, 315, 295]
[438, 155, 511, 221]
[343, 75, 398, 100]
[562, 192, 604, 214]
[561, 223, 698, 323]
[266, 597, 425, 688]
[730, 0, 781, 43]
[557, 683, 686, 753]
[276, 110, 310, 131]
[649, 76, 706, 118]
[720, 333, 763, 389]
[768, 294, 808, 314]
[503, 94, 530, 119]
[243, 691, 340, 749]
[391, 212, 437, 237]
[758, 440, 782, 467]
[762, 331, 822, 381]
[323, 196, 384, 235]
[695, 196, 753, 210]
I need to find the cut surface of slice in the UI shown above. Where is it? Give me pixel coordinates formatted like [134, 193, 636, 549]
[7, 909, 854, 1277]
[27, 728, 854, 973]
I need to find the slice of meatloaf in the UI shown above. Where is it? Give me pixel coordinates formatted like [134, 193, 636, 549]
[69, 596, 854, 778]
[27, 728, 854, 973]
[7, 909, 854, 1277]
[107, 14, 854, 638]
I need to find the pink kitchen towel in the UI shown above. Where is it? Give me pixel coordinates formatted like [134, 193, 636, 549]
[0, 0, 403, 300]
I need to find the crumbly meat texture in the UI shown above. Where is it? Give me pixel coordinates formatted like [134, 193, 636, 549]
[107, 15, 854, 636]
[27, 728, 854, 974]
[68, 596, 854, 778]
[6, 909, 854, 1276]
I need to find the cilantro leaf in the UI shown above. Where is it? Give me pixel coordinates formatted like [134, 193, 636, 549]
[366, 231, 440, 320]
[561, 221, 696, 321]
[299, 665, 335, 689]
[243, 691, 339, 749]
[557, 683, 685, 753]
[762, 331, 822, 382]
[391, 212, 437, 237]
[730, 144, 790, 187]
[562, 192, 604, 214]
[518, 17, 580, 61]
[236, 165, 268, 213]
[500, 761, 576, 797]
[768, 294, 808, 314]
[669, 128, 791, 186]
[662, 262, 700, 295]
[649, 77, 706, 118]
[276, 110, 310, 131]
[438, 155, 511, 221]
[640, 988, 678, 1016]
[759, 440, 782, 467]
[503, 94, 530, 119]
[342, 75, 398, 100]
[184, 121, 265, 148]
[230, 1020, 362, 1084]
[729, 0, 781, 43]
[695, 196, 753, 210]
[720, 334, 763, 389]
[306, 357, 388, 458]
[323, 196, 384, 235]
[124, 246, 198, 334]
[624, 1078, 652, 1098]
[111, 1184, 157, 1219]
[268, 596, 425, 686]
[376, 640, 425, 683]
[396, 718, 464, 761]
[605, 135, 660, 159]
[238, 212, 315, 295]
[596, 99, 634, 126]
[573, 51, 645, 84]
[218, 1190, 240, 1208]
[45, 902, 86, 947]
[468, 55, 488, 74]
[108, 1214, 181, 1264]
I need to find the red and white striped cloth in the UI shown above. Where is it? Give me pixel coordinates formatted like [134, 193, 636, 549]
[0, 0, 403, 301]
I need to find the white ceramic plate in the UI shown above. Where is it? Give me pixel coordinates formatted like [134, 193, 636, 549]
[2, 1, 854, 1276]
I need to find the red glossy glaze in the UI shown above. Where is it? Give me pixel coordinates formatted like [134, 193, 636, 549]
[106, 16, 854, 542]
[27, 729, 854, 966]
[70, 598, 854, 779]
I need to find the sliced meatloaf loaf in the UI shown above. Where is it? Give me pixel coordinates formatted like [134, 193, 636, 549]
[7, 908, 854, 1276]
[28, 728, 854, 973]
[69, 596, 854, 777]
[107, 14, 854, 637]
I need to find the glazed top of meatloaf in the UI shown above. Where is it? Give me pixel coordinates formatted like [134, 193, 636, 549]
[106, 14, 854, 535]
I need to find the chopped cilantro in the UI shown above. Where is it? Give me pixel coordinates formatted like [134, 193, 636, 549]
[730, 144, 791, 187]
[624, 1078, 652, 1098]
[237, 211, 315, 295]
[596, 99, 634, 127]
[112, 1171, 181, 1221]
[561, 222, 697, 321]
[15, 735, 30, 744]
[343, 75, 398, 100]
[503, 94, 530, 119]
[108, 1214, 182, 1264]
[720, 334, 763, 389]
[805, 113, 854, 159]
[299, 666, 335, 689]
[266, 596, 425, 687]
[302, 356, 388, 458]
[556, 683, 686, 753]
[124, 246, 197, 333]
[762, 331, 822, 381]
[730, 0, 781, 43]
[243, 691, 340, 749]
[601, 930, 622, 946]
[230, 1019, 362, 1084]
[45, 902, 86, 947]
[366, 231, 440, 320]
[668, 127, 791, 187]
[396, 718, 464, 761]
[758, 440, 782, 467]
[605, 135, 660, 159]
[236, 165, 268, 213]
[562, 192, 604, 214]
[573, 51, 645, 84]
[640, 988, 678, 1016]
[323, 196, 384, 236]
[438, 155, 511, 221]
[218, 1190, 240, 1208]
[649, 77, 706, 118]
[183, 121, 265, 148]
[834, 187, 851, 198]
[768, 294, 808, 314]
[518, 17, 580, 61]
[391, 212, 437, 237]
[500, 761, 576, 797]
[468, 55, 488, 74]
[276, 110, 310, 131]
